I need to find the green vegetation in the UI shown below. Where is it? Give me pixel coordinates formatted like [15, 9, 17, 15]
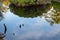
[50, 1, 60, 24]
[46, 12, 60, 24]
[51, 1, 60, 11]
[45, 1, 60, 24]
[9, 0, 60, 24]
[10, 4, 51, 18]
[10, 0, 41, 6]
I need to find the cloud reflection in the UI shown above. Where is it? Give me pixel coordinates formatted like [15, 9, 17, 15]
[0, 8, 60, 40]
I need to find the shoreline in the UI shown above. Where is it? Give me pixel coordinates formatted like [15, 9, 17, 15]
[9, 3, 51, 8]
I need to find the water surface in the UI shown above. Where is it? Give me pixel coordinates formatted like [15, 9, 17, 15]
[0, 1, 60, 40]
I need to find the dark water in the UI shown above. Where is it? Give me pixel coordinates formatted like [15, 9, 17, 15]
[0, 2, 60, 40]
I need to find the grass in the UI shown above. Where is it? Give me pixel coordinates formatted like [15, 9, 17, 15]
[51, 1, 60, 10]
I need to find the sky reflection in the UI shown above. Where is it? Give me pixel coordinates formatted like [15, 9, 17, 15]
[0, 9, 60, 40]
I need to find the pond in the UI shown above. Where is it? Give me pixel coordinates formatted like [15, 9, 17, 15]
[0, 1, 60, 40]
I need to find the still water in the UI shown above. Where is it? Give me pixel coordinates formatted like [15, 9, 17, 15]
[0, 1, 60, 40]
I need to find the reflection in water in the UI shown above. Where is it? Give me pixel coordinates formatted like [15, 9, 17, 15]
[9, 4, 51, 18]
[4, 24, 7, 34]
[0, 24, 7, 40]
[0, 0, 10, 12]
[0, 0, 10, 21]
[22, 24, 24, 26]
[44, 6, 60, 25]
[0, 1, 60, 40]
[0, 12, 3, 21]
[19, 24, 24, 29]
[9, 2, 60, 25]
[13, 33, 15, 36]
[19, 24, 21, 28]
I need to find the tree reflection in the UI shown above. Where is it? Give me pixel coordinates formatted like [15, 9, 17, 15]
[53, 1, 60, 24]
[0, 1, 9, 13]
[0, 0, 10, 21]
[9, 1, 60, 25]
[44, 7, 60, 25]
[9, 4, 51, 18]
[42, 1, 60, 25]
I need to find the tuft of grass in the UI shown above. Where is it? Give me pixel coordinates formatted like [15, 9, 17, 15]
[51, 1, 60, 10]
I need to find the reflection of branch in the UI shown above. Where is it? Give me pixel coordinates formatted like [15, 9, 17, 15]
[3, 23, 7, 35]
[0, 24, 7, 39]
